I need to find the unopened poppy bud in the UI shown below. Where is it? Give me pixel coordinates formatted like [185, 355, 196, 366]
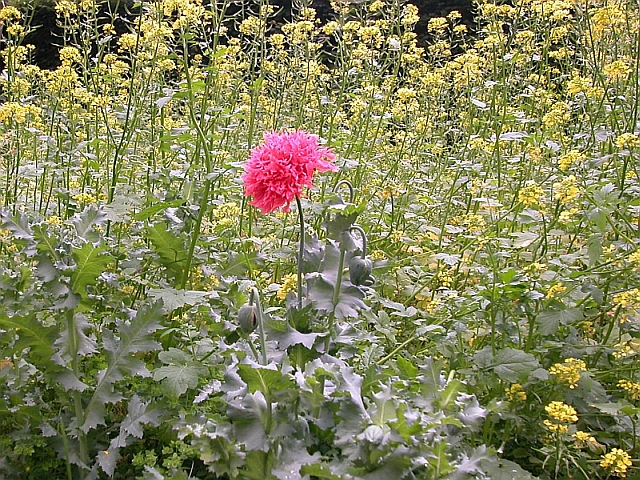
[349, 256, 373, 286]
[238, 303, 258, 333]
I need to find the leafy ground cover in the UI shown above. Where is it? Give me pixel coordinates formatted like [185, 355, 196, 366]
[0, 0, 639, 478]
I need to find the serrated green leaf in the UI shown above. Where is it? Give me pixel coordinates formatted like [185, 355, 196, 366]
[0, 313, 56, 366]
[237, 364, 293, 396]
[81, 302, 163, 433]
[53, 313, 98, 367]
[300, 463, 342, 480]
[154, 364, 203, 397]
[72, 205, 107, 244]
[148, 288, 210, 312]
[71, 243, 113, 299]
[479, 458, 538, 479]
[491, 348, 540, 383]
[146, 222, 187, 279]
[134, 199, 186, 221]
[538, 308, 583, 335]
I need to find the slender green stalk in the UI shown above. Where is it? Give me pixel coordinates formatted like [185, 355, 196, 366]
[295, 196, 305, 311]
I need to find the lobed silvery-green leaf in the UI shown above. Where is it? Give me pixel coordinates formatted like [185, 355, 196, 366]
[148, 287, 212, 312]
[71, 205, 107, 246]
[237, 363, 294, 396]
[146, 221, 188, 280]
[0, 312, 56, 366]
[80, 301, 163, 433]
[52, 313, 98, 367]
[478, 458, 539, 480]
[267, 318, 327, 349]
[473, 347, 540, 383]
[55, 369, 90, 392]
[0, 211, 36, 256]
[154, 364, 207, 397]
[227, 391, 270, 451]
[97, 394, 168, 480]
[537, 307, 583, 335]
[71, 242, 114, 299]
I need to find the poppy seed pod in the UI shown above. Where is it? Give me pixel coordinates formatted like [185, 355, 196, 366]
[238, 303, 258, 333]
[349, 256, 373, 286]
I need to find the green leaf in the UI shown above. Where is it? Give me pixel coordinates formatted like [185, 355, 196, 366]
[72, 205, 107, 244]
[148, 288, 210, 312]
[146, 222, 187, 279]
[237, 364, 293, 396]
[154, 348, 208, 397]
[538, 307, 583, 335]
[479, 458, 538, 479]
[53, 313, 98, 367]
[474, 347, 540, 383]
[134, 199, 186, 221]
[492, 348, 540, 383]
[81, 302, 163, 433]
[71, 243, 113, 299]
[301, 463, 343, 480]
[0, 313, 56, 366]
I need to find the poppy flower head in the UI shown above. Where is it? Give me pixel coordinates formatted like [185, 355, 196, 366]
[242, 130, 338, 214]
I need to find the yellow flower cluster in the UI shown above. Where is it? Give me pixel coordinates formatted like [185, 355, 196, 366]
[590, 4, 628, 41]
[212, 202, 241, 228]
[543, 101, 571, 128]
[600, 448, 632, 478]
[427, 17, 448, 34]
[553, 175, 579, 204]
[616, 133, 639, 149]
[549, 358, 586, 389]
[506, 383, 527, 402]
[618, 380, 640, 401]
[0, 6, 21, 22]
[573, 430, 598, 448]
[604, 59, 632, 79]
[0, 102, 41, 124]
[628, 250, 640, 270]
[276, 273, 297, 301]
[614, 288, 640, 309]
[518, 180, 545, 208]
[566, 74, 604, 99]
[557, 150, 585, 171]
[544, 401, 578, 434]
[546, 283, 567, 300]
[613, 339, 640, 359]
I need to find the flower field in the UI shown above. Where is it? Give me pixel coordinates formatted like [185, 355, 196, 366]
[0, 0, 639, 478]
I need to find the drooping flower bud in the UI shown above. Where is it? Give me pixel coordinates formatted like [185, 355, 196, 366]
[238, 303, 258, 333]
[349, 256, 373, 286]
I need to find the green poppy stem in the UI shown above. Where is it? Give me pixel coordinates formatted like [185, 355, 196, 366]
[295, 195, 305, 310]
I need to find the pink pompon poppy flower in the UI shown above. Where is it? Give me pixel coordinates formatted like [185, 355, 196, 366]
[242, 130, 338, 214]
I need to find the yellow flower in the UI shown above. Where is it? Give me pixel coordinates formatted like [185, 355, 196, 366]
[506, 383, 527, 402]
[553, 175, 580, 204]
[618, 380, 640, 401]
[600, 448, 632, 478]
[573, 430, 598, 449]
[557, 150, 585, 171]
[276, 273, 297, 301]
[427, 17, 448, 34]
[604, 59, 632, 79]
[545, 401, 578, 422]
[616, 133, 639, 149]
[518, 180, 545, 207]
[543, 101, 571, 128]
[614, 288, 640, 309]
[55, 0, 78, 17]
[549, 358, 586, 389]
[0, 6, 21, 21]
[546, 283, 567, 300]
